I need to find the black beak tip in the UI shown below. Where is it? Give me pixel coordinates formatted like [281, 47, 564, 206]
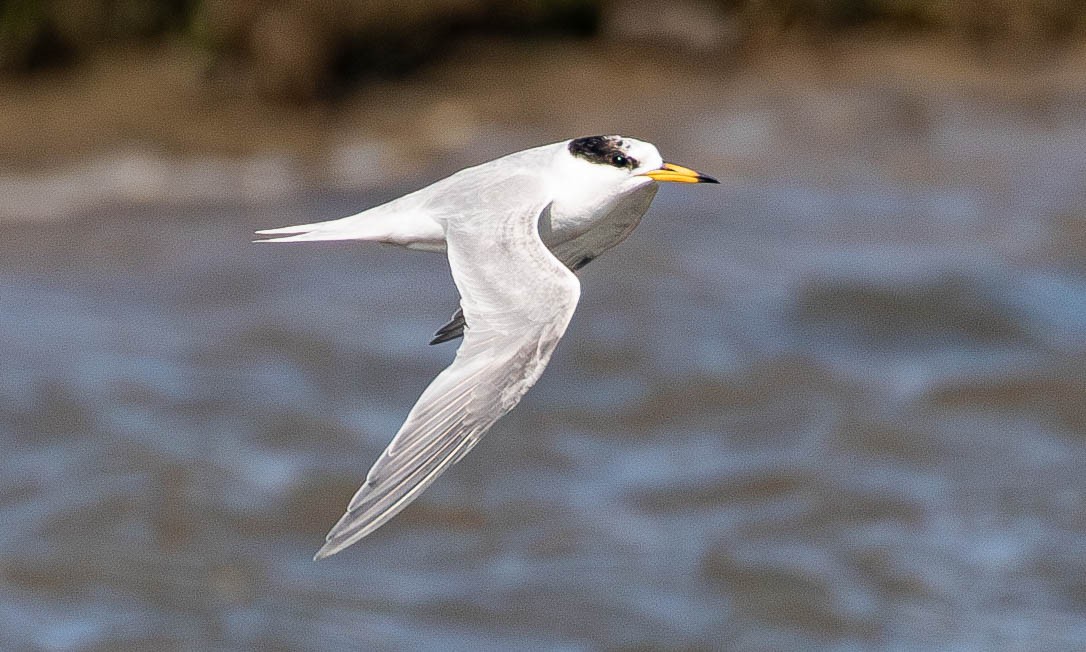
[699, 174, 720, 184]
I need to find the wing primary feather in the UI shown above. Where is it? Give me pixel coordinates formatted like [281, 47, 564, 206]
[429, 308, 467, 345]
[316, 426, 482, 559]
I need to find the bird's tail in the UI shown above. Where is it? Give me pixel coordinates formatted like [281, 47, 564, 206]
[253, 221, 345, 242]
[254, 202, 446, 251]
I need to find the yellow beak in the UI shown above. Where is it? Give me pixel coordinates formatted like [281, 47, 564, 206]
[641, 162, 719, 184]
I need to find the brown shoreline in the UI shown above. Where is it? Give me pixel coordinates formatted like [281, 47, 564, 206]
[3, 35, 1084, 169]
[2, 34, 1086, 224]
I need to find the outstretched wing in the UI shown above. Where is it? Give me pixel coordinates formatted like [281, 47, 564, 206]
[427, 182, 658, 345]
[315, 173, 580, 559]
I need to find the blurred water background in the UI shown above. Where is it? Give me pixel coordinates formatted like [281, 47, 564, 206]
[2, 1, 1086, 650]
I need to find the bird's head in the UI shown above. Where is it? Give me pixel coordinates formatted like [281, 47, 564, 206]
[560, 135, 718, 189]
[543, 135, 717, 238]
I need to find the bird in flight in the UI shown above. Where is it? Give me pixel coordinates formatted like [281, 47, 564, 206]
[257, 136, 717, 559]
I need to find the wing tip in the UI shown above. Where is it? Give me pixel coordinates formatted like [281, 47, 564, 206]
[312, 542, 339, 561]
[313, 522, 369, 561]
[428, 329, 462, 345]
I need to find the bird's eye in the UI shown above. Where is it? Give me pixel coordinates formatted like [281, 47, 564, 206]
[611, 154, 629, 168]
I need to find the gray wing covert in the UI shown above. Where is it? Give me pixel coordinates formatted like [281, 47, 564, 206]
[428, 181, 657, 345]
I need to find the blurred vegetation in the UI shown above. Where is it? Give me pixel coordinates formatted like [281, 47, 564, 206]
[0, 0, 192, 68]
[730, 0, 1086, 41]
[2, 0, 1084, 100]
[0, 0, 598, 99]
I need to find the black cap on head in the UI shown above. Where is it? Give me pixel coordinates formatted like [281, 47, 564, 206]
[568, 136, 638, 170]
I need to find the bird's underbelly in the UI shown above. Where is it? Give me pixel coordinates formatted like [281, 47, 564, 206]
[542, 183, 658, 253]
[545, 185, 652, 244]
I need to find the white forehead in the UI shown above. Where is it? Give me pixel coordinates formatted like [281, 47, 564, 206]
[617, 137, 664, 171]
